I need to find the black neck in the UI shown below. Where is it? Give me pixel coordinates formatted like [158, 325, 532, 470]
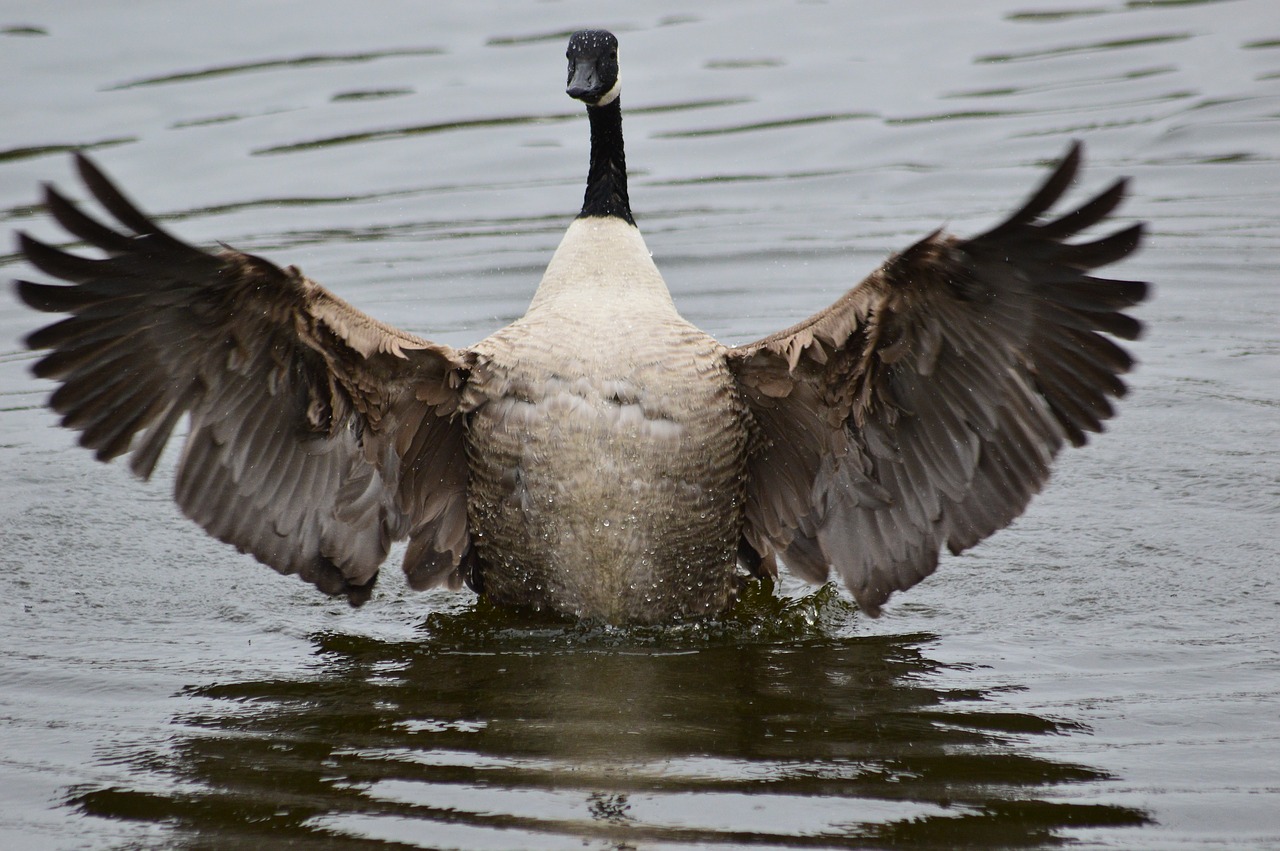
[578, 98, 634, 225]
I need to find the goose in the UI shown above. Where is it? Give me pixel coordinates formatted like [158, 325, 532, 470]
[15, 29, 1147, 624]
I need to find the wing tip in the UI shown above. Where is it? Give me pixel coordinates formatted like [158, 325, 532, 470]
[73, 150, 107, 190]
[345, 574, 378, 607]
[981, 140, 1095, 239]
[855, 596, 884, 618]
[850, 581, 892, 619]
[13, 277, 54, 313]
[308, 554, 380, 606]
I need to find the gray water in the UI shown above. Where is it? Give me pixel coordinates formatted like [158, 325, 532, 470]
[1, 1, 1277, 848]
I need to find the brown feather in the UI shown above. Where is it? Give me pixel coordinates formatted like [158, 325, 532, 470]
[728, 141, 1147, 615]
[16, 155, 472, 605]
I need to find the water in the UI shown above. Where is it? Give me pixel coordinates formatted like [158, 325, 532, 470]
[1, 0, 1277, 847]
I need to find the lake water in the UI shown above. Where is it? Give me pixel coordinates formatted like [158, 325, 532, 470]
[1, 1, 1277, 848]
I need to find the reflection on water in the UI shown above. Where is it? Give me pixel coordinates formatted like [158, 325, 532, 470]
[72, 588, 1146, 849]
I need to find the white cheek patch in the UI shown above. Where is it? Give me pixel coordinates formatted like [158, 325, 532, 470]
[595, 76, 621, 106]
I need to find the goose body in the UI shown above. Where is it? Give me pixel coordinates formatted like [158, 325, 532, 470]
[14, 30, 1148, 624]
[467, 218, 749, 621]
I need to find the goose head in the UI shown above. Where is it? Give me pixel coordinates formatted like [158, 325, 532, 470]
[566, 29, 620, 107]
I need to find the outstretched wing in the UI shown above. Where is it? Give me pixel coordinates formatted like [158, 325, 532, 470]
[15, 154, 475, 604]
[729, 142, 1148, 615]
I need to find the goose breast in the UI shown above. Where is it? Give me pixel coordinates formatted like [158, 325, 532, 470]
[463, 221, 751, 623]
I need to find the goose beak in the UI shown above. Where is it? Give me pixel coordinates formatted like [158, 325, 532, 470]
[566, 59, 603, 102]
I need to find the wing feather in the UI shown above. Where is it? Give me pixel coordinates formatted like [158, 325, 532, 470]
[15, 154, 474, 604]
[729, 142, 1148, 615]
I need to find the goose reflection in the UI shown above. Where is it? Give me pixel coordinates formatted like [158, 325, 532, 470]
[71, 593, 1148, 848]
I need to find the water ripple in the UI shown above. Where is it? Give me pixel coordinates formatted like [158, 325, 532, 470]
[105, 47, 444, 90]
[978, 32, 1193, 64]
[64, 590, 1149, 847]
[254, 99, 750, 155]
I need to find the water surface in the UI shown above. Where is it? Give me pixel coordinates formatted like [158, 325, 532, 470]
[1, 1, 1277, 848]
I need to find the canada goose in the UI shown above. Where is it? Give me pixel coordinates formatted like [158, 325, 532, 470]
[15, 29, 1146, 624]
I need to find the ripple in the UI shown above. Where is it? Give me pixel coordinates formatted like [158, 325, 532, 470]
[1006, 8, 1110, 21]
[66, 599, 1150, 848]
[0, 137, 135, 164]
[655, 112, 876, 139]
[705, 58, 786, 70]
[1, 24, 47, 36]
[978, 32, 1193, 64]
[487, 29, 609, 47]
[255, 98, 749, 155]
[943, 65, 1178, 100]
[106, 46, 444, 90]
[331, 87, 414, 102]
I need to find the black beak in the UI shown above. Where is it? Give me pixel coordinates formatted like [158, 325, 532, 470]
[566, 59, 603, 102]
